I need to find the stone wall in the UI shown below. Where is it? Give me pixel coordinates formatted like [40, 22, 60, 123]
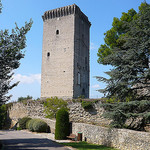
[9, 100, 110, 126]
[68, 101, 110, 126]
[72, 123, 150, 150]
[8, 100, 150, 150]
[9, 100, 45, 121]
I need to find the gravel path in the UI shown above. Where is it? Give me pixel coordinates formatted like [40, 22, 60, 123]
[0, 130, 70, 150]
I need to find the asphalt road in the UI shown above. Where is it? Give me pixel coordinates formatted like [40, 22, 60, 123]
[0, 130, 69, 150]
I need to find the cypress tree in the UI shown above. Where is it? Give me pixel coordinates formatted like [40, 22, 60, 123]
[55, 108, 70, 140]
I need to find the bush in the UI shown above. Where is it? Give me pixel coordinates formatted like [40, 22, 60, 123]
[0, 105, 7, 129]
[55, 107, 70, 140]
[44, 97, 68, 119]
[33, 119, 48, 133]
[81, 101, 93, 109]
[17, 127, 22, 130]
[81, 100, 98, 110]
[18, 95, 33, 102]
[27, 119, 36, 131]
[27, 119, 48, 133]
[18, 117, 31, 129]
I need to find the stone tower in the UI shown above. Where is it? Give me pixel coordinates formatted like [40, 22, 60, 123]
[41, 4, 91, 99]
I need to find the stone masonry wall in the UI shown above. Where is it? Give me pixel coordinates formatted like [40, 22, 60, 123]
[72, 123, 150, 150]
[9, 100, 110, 127]
[68, 101, 110, 126]
[8, 100, 150, 150]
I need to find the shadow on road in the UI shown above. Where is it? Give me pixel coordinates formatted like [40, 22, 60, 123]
[2, 137, 68, 150]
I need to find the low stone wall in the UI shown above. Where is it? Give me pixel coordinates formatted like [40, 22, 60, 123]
[68, 101, 110, 126]
[8, 100, 110, 126]
[72, 123, 150, 150]
[8, 101, 150, 150]
[9, 100, 45, 121]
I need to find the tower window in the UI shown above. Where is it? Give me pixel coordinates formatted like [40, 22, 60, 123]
[77, 72, 80, 85]
[47, 52, 50, 57]
[56, 30, 59, 35]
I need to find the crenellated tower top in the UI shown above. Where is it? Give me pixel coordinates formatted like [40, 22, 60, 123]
[42, 4, 91, 26]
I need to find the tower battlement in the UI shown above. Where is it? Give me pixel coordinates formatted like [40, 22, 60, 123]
[42, 4, 91, 26]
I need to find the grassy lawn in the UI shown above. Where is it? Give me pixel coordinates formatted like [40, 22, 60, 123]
[62, 141, 118, 150]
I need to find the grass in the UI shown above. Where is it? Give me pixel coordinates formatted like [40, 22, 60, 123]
[62, 141, 118, 150]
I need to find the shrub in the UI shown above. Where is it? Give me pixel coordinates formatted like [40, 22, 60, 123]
[81, 101, 93, 109]
[27, 119, 48, 133]
[0, 105, 7, 129]
[26, 119, 31, 129]
[44, 97, 68, 119]
[81, 100, 98, 110]
[27, 119, 36, 131]
[18, 95, 33, 102]
[17, 127, 22, 130]
[55, 107, 70, 140]
[18, 117, 31, 129]
[33, 119, 48, 133]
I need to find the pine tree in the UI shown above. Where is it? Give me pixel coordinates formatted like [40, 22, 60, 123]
[97, 2, 150, 130]
[97, 2, 150, 101]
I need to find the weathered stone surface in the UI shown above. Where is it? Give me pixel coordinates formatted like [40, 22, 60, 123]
[41, 4, 91, 99]
[9, 100, 111, 127]
[8, 101, 150, 150]
[72, 123, 150, 150]
[68, 101, 111, 126]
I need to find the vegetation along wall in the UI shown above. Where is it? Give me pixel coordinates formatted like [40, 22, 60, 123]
[8, 100, 150, 150]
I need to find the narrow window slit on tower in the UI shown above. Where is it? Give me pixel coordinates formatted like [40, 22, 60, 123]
[47, 52, 50, 57]
[78, 72, 80, 85]
[56, 30, 59, 35]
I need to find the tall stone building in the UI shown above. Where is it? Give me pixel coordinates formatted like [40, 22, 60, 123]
[41, 4, 91, 99]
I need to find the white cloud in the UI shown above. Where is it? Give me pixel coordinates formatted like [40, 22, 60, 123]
[91, 84, 100, 89]
[90, 42, 99, 50]
[13, 74, 41, 84]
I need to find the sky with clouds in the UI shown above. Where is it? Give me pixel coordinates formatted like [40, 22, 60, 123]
[0, 0, 148, 102]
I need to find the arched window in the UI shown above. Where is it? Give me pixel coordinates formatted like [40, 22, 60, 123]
[47, 52, 50, 57]
[56, 30, 59, 35]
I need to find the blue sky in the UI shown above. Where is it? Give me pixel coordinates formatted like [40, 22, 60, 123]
[0, 0, 149, 102]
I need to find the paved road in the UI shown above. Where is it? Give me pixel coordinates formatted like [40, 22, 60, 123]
[0, 130, 69, 150]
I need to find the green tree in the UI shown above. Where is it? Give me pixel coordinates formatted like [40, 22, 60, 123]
[0, 1, 33, 105]
[55, 107, 70, 140]
[43, 97, 68, 119]
[97, 2, 150, 101]
[97, 8, 137, 65]
[18, 95, 33, 102]
[0, 0, 2, 13]
[102, 100, 150, 131]
[97, 2, 150, 130]
[0, 104, 7, 129]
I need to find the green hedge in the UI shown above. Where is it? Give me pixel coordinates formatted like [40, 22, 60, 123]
[27, 119, 48, 133]
[55, 107, 70, 140]
[27, 119, 36, 131]
[0, 105, 7, 129]
[18, 117, 31, 129]
[33, 119, 48, 132]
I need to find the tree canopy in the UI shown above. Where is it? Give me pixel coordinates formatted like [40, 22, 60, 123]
[0, 0, 2, 13]
[0, 2, 33, 105]
[97, 2, 150, 101]
[97, 2, 150, 130]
